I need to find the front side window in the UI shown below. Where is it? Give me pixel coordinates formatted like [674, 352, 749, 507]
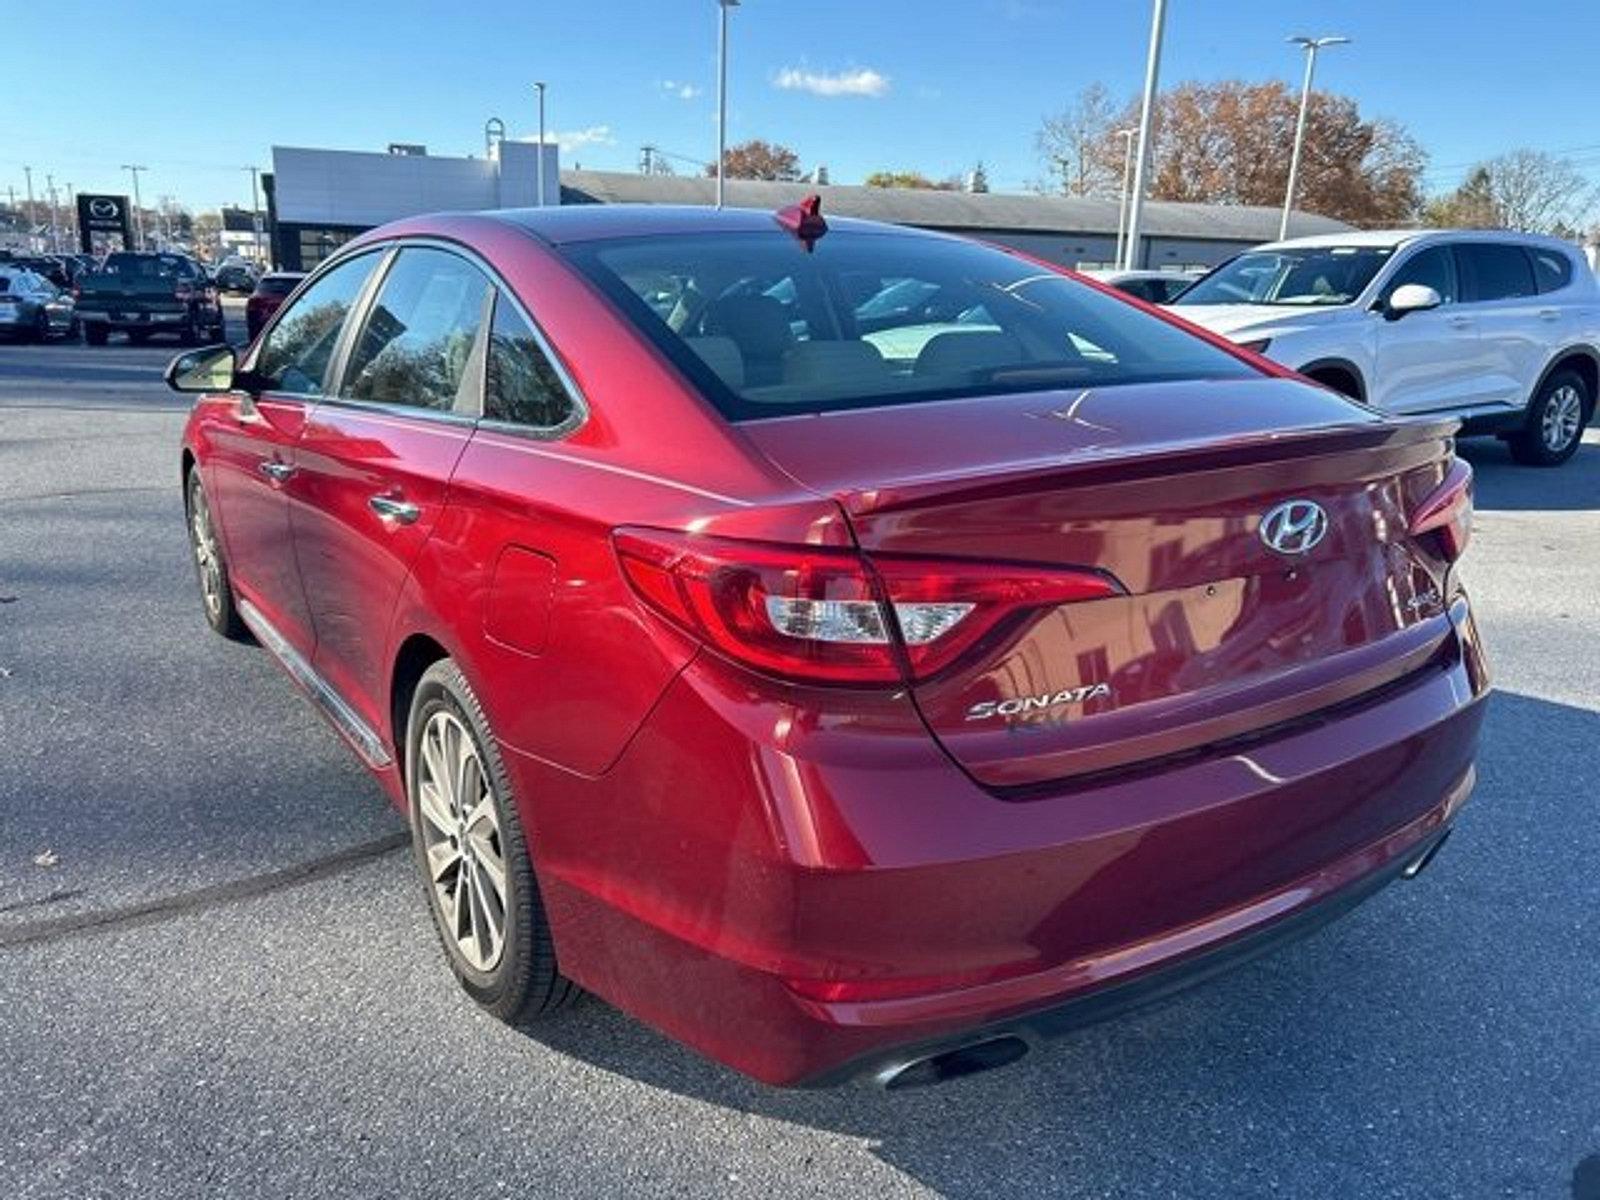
[1383, 246, 1457, 305]
[484, 295, 577, 429]
[1177, 246, 1393, 308]
[1456, 244, 1536, 303]
[254, 251, 381, 396]
[341, 247, 489, 412]
[564, 231, 1256, 420]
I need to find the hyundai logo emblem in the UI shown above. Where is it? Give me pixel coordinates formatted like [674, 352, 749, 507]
[88, 198, 119, 219]
[1259, 499, 1328, 556]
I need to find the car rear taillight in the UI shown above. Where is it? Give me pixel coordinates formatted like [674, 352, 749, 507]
[1409, 458, 1473, 561]
[614, 528, 1120, 686]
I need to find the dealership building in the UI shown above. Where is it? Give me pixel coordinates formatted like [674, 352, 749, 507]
[265, 141, 1347, 272]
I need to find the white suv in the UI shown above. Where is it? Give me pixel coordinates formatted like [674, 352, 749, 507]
[1171, 230, 1598, 466]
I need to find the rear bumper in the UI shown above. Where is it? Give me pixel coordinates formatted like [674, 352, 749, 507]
[510, 600, 1489, 1087]
[76, 309, 185, 326]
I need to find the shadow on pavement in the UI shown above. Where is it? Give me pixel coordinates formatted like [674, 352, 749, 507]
[515, 689, 1600, 1198]
[1460, 429, 1599, 513]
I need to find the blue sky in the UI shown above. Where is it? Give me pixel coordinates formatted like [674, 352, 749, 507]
[5, 0, 1598, 213]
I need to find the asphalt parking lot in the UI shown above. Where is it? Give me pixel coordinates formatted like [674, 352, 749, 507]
[2, 317, 1597, 1199]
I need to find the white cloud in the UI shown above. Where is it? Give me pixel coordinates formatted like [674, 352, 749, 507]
[520, 124, 615, 152]
[773, 67, 890, 98]
[661, 79, 703, 101]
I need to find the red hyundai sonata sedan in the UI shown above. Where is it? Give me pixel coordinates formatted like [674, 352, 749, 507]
[167, 203, 1487, 1088]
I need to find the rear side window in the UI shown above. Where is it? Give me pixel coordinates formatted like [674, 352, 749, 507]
[1530, 247, 1574, 294]
[563, 231, 1256, 420]
[341, 247, 490, 413]
[484, 295, 577, 430]
[1456, 244, 1536, 303]
[255, 252, 381, 396]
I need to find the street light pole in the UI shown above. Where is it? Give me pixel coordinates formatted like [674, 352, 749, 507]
[23, 166, 35, 252]
[45, 174, 59, 251]
[64, 181, 76, 250]
[1114, 128, 1135, 266]
[245, 166, 264, 263]
[533, 81, 547, 207]
[121, 164, 147, 250]
[1122, 0, 1168, 270]
[1280, 36, 1349, 241]
[716, 0, 739, 209]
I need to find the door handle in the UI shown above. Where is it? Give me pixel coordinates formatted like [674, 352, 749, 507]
[1445, 315, 1473, 329]
[1538, 307, 1561, 321]
[368, 495, 421, 525]
[257, 460, 296, 482]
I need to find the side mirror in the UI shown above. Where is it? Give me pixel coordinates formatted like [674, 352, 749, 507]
[1384, 283, 1443, 320]
[165, 343, 238, 393]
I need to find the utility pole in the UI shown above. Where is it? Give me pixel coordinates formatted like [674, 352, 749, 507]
[23, 166, 36, 252]
[716, 0, 739, 208]
[121, 165, 147, 250]
[1280, 36, 1350, 241]
[532, 81, 547, 206]
[245, 166, 265, 263]
[1122, 0, 1167, 270]
[1114, 128, 1135, 266]
[64, 181, 76, 249]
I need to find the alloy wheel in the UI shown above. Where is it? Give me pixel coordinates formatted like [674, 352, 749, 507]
[1542, 384, 1584, 452]
[417, 710, 509, 972]
[189, 484, 223, 619]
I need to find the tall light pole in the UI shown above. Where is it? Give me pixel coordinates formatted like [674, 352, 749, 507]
[532, 81, 547, 206]
[23, 166, 35, 252]
[1113, 128, 1136, 266]
[245, 165, 264, 263]
[1122, 0, 1168, 270]
[121, 164, 147, 250]
[716, 0, 739, 209]
[45, 174, 59, 251]
[64, 181, 76, 250]
[1280, 36, 1349, 241]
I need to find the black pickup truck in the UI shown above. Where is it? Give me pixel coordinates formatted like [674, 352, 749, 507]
[76, 252, 226, 346]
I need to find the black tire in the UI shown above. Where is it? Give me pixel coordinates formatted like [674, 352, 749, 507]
[127, 329, 151, 345]
[406, 658, 576, 1023]
[184, 468, 249, 641]
[178, 310, 200, 347]
[83, 321, 108, 346]
[1507, 369, 1591, 466]
[31, 309, 50, 343]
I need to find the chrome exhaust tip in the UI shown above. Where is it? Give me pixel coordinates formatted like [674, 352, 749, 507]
[875, 1035, 1030, 1090]
[1401, 828, 1452, 880]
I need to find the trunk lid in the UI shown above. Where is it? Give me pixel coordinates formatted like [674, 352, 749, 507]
[740, 377, 1460, 789]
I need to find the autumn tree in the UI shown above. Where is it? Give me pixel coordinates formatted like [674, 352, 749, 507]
[1423, 150, 1598, 234]
[706, 139, 803, 182]
[1037, 80, 1426, 226]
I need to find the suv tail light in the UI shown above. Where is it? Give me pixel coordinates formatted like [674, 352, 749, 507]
[1409, 459, 1473, 561]
[614, 528, 1120, 686]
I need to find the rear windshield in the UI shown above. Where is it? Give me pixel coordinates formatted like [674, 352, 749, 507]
[561, 230, 1257, 419]
[258, 276, 300, 296]
[100, 253, 193, 279]
[1177, 246, 1393, 307]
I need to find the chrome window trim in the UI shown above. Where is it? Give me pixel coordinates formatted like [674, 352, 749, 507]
[308, 234, 589, 439]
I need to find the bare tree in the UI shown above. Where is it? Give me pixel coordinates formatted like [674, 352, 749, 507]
[1425, 150, 1598, 234]
[1036, 83, 1123, 197]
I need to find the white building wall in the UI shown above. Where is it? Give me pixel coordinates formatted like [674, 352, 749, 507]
[272, 146, 499, 225]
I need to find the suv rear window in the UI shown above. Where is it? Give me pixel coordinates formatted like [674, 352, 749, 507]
[562, 231, 1256, 420]
[1529, 247, 1574, 294]
[257, 276, 300, 296]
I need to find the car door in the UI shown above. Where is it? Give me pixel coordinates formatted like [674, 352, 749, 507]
[206, 250, 383, 653]
[1453, 242, 1546, 410]
[289, 244, 491, 731]
[1370, 243, 1497, 415]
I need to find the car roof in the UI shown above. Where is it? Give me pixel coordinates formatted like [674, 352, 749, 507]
[1255, 228, 1583, 254]
[486, 203, 932, 246]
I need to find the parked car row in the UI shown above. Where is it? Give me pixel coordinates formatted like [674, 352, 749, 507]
[0, 266, 78, 340]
